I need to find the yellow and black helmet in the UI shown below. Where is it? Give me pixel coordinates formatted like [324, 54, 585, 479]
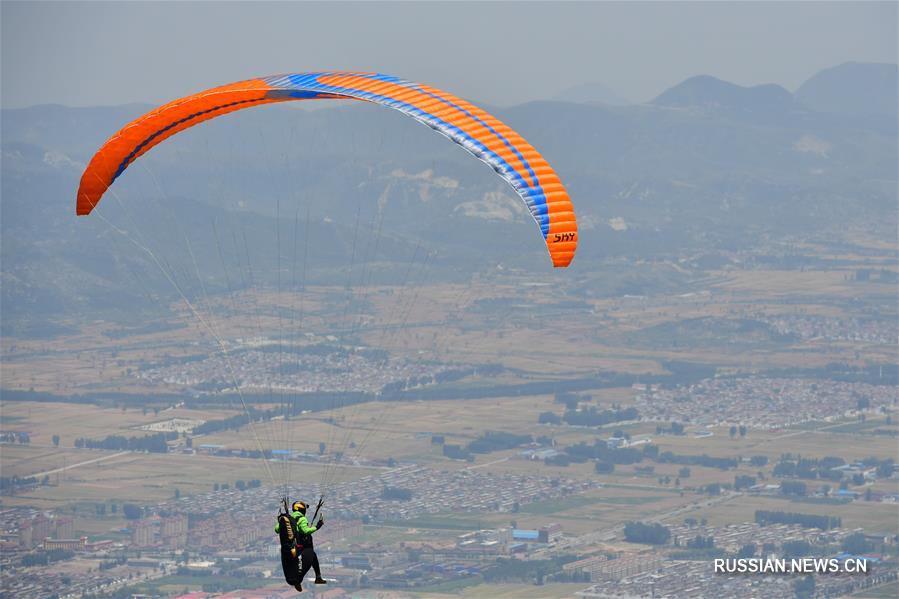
[292, 501, 307, 514]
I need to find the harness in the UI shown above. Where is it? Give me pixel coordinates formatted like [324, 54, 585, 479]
[297, 515, 314, 550]
[277, 498, 299, 557]
[277, 496, 321, 554]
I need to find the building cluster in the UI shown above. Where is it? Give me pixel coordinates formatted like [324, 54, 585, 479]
[575, 521, 895, 598]
[130, 513, 190, 548]
[137, 418, 205, 433]
[577, 557, 795, 598]
[510, 523, 564, 548]
[0, 508, 33, 569]
[325, 525, 567, 590]
[636, 376, 897, 428]
[0, 509, 152, 599]
[2, 562, 147, 599]
[170, 587, 308, 599]
[761, 314, 898, 345]
[565, 553, 663, 582]
[189, 512, 272, 550]
[666, 522, 853, 553]
[0, 465, 567, 594]
[332, 465, 593, 521]
[576, 554, 895, 598]
[333, 547, 484, 590]
[136, 346, 444, 394]
[157, 465, 597, 526]
[3, 493, 895, 599]
[15, 512, 74, 549]
[315, 519, 364, 546]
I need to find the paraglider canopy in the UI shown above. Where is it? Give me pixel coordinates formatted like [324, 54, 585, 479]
[76, 72, 577, 267]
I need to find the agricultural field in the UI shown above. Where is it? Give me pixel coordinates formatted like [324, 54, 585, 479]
[3, 259, 897, 598]
[698, 493, 898, 534]
[6, 251, 896, 397]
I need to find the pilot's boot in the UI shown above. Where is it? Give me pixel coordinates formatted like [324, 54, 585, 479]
[294, 582, 302, 592]
[314, 577, 327, 584]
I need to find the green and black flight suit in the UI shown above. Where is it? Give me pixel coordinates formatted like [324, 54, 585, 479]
[294, 510, 324, 584]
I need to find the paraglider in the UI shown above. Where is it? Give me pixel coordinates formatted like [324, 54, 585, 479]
[76, 72, 577, 267]
[276, 500, 326, 592]
[76, 72, 579, 592]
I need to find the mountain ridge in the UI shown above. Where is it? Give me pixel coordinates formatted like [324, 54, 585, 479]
[2, 63, 896, 332]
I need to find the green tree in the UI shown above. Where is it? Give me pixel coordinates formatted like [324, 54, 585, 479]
[595, 462, 614, 474]
[841, 532, 871, 555]
[623, 521, 671, 545]
[782, 540, 811, 558]
[793, 575, 815, 598]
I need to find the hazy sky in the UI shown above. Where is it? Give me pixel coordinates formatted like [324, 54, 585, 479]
[2, 1, 896, 109]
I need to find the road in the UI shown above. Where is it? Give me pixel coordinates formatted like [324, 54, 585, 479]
[464, 456, 510, 470]
[29, 451, 131, 478]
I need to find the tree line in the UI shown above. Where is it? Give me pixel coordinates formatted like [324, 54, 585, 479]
[755, 510, 841, 531]
[74, 432, 177, 453]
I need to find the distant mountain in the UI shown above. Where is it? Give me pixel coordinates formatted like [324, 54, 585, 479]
[795, 62, 898, 117]
[2, 67, 896, 331]
[652, 75, 795, 116]
[553, 82, 631, 106]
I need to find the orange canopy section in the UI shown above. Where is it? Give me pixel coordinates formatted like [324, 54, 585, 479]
[77, 73, 577, 267]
